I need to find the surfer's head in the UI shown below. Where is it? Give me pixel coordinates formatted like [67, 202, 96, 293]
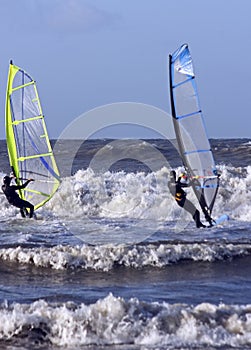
[3, 175, 11, 185]
[169, 170, 176, 182]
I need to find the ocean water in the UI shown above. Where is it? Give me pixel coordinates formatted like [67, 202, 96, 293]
[0, 138, 250, 350]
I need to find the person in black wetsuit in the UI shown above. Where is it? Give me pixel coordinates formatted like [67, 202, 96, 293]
[168, 170, 206, 228]
[2, 175, 34, 218]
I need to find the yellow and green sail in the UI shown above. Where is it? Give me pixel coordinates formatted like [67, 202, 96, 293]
[5, 61, 60, 210]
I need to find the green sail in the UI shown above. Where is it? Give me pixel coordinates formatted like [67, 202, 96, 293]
[5, 62, 60, 210]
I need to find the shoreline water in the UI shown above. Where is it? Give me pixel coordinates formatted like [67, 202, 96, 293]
[0, 138, 250, 349]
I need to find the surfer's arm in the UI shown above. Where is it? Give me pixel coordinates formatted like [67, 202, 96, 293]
[13, 179, 34, 190]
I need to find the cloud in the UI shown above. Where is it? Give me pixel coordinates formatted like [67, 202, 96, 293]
[47, 0, 120, 33]
[0, 0, 120, 36]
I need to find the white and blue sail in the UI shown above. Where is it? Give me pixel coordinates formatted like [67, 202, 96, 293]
[169, 44, 219, 220]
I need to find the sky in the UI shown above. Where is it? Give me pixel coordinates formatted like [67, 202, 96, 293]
[0, 0, 250, 139]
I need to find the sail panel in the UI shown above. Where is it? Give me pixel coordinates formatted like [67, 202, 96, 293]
[178, 114, 211, 152]
[174, 79, 199, 117]
[169, 44, 219, 215]
[13, 120, 48, 158]
[11, 88, 41, 121]
[5, 63, 60, 210]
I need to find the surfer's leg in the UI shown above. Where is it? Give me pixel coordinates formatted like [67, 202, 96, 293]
[192, 210, 206, 228]
[23, 201, 34, 218]
[13, 201, 27, 218]
[182, 199, 205, 228]
[181, 198, 196, 216]
[197, 196, 213, 226]
[28, 204, 34, 218]
[17, 199, 34, 218]
[20, 208, 26, 218]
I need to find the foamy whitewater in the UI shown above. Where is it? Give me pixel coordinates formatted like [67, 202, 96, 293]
[0, 138, 250, 350]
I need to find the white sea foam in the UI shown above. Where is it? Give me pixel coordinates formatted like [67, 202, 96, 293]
[0, 243, 250, 271]
[42, 165, 251, 223]
[0, 165, 250, 247]
[0, 294, 251, 348]
[1, 165, 250, 223]
[215, 165, 251, 221]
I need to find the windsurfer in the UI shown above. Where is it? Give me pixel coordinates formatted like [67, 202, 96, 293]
[2, 175, 35, 218]
[168, 170, 206, 228]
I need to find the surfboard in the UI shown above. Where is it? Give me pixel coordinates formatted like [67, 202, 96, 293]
[5, 61, 61, 215]
[212, 214, 229, 226]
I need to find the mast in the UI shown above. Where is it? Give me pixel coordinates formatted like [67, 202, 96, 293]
[169, 52, 189, 172]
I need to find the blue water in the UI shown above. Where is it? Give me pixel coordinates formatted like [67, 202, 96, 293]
[0, 138, 250, 350]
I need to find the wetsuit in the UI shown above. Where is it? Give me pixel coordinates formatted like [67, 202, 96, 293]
[2, 180, 34, 218]
[168, 173, 205, 228]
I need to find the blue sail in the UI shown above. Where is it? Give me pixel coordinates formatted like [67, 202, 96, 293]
[169, 44, 219, 217]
